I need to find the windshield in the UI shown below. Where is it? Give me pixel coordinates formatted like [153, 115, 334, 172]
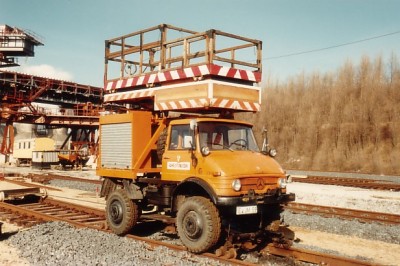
[198, 122, 260, 152]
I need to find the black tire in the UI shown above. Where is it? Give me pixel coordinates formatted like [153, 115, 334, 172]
[176, 196, 221, 253]
[106, 189, 139, 235]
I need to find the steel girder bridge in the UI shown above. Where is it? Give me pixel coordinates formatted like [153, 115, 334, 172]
[0, 69, 109, 161]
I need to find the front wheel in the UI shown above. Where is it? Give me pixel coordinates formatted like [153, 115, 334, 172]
[106, 189, 140, 235]
[176, 196, 221, 253]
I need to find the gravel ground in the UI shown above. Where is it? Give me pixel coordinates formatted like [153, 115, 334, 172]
[282, 210, 400, 244]
[4, 222, 300, 266]
[5, 222, 226, 266]
[49, 179, 100, 192]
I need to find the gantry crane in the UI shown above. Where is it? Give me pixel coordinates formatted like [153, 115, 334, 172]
[0, 24, 43, 68]
[0, 24, 113, 165]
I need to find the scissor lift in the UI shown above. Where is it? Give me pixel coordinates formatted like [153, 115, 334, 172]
[103, 24, 263, 114]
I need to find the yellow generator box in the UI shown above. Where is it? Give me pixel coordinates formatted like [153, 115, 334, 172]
[97, 111, 152, 179]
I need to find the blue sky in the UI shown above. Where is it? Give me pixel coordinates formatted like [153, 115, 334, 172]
[1, 0, 400, 87]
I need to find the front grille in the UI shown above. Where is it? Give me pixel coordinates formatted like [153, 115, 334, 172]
[240, 177, 277, 192]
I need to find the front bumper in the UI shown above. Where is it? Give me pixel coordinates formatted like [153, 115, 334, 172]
[216, 192, 295, 207]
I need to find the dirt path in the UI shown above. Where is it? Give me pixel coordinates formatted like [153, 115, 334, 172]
[292, 226, 400, 265]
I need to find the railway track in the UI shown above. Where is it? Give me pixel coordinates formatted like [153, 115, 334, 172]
[2, 172, 102, 185]
[264, 244, 377, 266]
[293, 175, 400, 191]
[9, 171, 399, 192]
[287, 202, 400, 225]
[0, 196, 381, 266]
[0, 197, 253, 265]
[0, 197, 106, 229]
[6, 173, 399, 227]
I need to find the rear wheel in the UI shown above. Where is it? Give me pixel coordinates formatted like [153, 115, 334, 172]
[176, 196, 221, 253]
[106, 189, 139, 235]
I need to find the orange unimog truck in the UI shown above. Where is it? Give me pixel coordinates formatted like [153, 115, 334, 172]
[97, 24, 295, 256]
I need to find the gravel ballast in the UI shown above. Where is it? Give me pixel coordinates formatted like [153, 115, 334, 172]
[6, 222, 226, 266]
[49, 179, 99, 192]
[282, 210, 400, 244]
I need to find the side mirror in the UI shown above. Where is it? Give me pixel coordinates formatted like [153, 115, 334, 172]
[261, 126, 277, 157]
[189, 120, 197, 151]
[261, 126, 268, 154]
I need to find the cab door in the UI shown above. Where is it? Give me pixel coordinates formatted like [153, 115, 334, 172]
[161, 124, 196, 181]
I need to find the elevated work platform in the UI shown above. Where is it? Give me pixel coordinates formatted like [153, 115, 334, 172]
[104, 24, 263, 114]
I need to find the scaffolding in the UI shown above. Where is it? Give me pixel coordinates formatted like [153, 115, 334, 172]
[105, 24, 262, 88]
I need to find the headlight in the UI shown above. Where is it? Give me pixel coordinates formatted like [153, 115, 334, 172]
[269, 148, 277, 157]
[278, 178, 287, 189]
[201, 146, 210, 156]
[232, 179, 241, 191]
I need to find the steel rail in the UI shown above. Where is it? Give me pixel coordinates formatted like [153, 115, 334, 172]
[265, 244, 379, 266]
[287, 202, 400, 225]
[3, 179, 62, 191]
[2, 173, 101, 192]
[293, 175, 400, 191]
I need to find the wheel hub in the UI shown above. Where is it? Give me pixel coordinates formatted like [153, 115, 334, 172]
[183, 210, 203, 239]
[110, 200, 123, 224]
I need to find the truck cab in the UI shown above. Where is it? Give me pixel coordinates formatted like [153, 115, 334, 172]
[163, 117, 291, 202]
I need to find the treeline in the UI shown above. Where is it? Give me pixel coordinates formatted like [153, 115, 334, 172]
[239, 54, 400, 175]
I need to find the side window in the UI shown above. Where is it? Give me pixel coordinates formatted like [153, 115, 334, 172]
[169, 128, 179, 149]
[169, 125, 192, 150]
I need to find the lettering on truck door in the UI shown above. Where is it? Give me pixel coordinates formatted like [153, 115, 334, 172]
[162, 124, 195, 181]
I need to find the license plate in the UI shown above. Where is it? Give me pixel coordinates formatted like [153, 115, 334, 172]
[236, 205, 257, 215]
